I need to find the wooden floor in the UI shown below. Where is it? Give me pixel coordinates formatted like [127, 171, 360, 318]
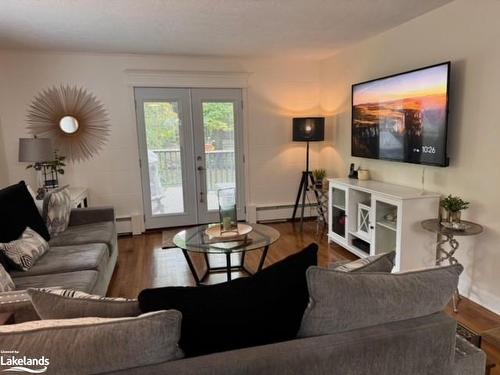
[109, 221, 500, 373]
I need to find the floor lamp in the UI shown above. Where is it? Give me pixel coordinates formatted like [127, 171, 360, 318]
[291, 117, 325, 229]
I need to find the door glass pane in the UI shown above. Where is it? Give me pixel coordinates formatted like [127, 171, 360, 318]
[144, 101, 184, 215]
[202, 102, 236, 211]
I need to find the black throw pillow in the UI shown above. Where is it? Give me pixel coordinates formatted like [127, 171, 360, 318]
[139, 242, 318, 357]
[0, 181, 50, 243]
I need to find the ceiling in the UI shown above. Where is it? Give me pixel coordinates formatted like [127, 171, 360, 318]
[0, 0, 453, 59]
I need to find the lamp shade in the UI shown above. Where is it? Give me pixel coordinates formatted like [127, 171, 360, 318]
[292, 117, 325, 142]
[18, 138, 53, 162]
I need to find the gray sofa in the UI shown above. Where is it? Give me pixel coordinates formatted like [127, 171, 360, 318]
[107, 313, 485, 375]
[0, 207, 117, 322]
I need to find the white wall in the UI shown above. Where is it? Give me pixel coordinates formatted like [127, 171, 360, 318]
[0, 51, 320, 220]
[319, 0, 500, 313]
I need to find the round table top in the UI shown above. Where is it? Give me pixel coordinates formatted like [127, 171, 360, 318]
[173, 223, 280, 254]
[421, 219, 484, 237]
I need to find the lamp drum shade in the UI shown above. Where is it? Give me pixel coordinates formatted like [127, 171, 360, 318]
[292, 117, 325, 142]
[18, 138, 53, 162]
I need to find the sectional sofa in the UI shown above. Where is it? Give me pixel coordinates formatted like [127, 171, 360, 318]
[0, 206, 117, 322]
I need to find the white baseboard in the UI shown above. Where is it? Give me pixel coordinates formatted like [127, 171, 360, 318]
[459, 276, 500, 315]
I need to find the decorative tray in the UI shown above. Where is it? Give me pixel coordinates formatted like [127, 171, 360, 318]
[205, 223, 253, 242]
[440, 221, 471, 231]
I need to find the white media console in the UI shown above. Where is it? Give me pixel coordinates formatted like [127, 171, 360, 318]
[328, 178, 440, 272]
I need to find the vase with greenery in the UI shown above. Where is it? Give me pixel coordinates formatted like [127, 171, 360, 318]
[440, 195, 469, 223]
[312, 169, 327, 189]
[26, 151, 66, 196]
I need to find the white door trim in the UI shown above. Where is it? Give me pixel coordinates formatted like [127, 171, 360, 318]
[126, 70, 251, 228]
[190, 88, 246, 224]
[134, 88, 198, 229]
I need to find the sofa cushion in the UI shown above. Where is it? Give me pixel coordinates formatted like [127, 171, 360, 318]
[28, 288, 141, 319]
[298, 264, 463, 338]
[0, 181, 50, 243]
[48, 221, 116, 256]
[13, 270, 99, 293]
[0, 227, 50, 271]
[331, 251, 395, 273]
[139, 243, 318, 357]
[9, 243, 108, 278]
[42, 185, 72, 237]
[0, 264, 14, 292]
[0, 311, 183, 374]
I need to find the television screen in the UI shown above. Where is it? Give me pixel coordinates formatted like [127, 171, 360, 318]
[352, 62, 450, 166]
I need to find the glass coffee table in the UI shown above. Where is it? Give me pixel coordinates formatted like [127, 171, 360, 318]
[172, 223, 280, 285]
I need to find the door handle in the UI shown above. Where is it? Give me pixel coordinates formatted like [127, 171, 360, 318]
[197, 165, 205, 203]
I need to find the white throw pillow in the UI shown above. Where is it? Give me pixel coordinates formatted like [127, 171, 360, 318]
[42, 186, 71, 236]
[0, 227, 49, 271]
[0, 264, 14, 292]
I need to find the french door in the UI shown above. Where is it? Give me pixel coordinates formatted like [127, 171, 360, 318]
[135, 87, 245, 229]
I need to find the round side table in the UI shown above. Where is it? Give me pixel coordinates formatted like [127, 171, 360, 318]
[421, 219, 483, 312]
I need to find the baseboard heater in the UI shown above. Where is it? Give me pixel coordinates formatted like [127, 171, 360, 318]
[255, 203, 317, 223]
[116, 214, 144, 236]
[116, 204, 318, 234]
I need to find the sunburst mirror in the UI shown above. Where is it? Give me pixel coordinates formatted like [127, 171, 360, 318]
[26, 85, 110, 162]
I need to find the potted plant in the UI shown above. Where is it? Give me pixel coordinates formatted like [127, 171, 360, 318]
[440, 195, 469, 223]
[26, 151, 66, 197]
[312, 169, 327, 189]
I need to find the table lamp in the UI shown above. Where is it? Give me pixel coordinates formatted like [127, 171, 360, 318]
[291, 117, 325, 228]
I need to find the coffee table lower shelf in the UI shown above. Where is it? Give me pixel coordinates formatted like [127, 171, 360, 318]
[181, 245, 269, 285]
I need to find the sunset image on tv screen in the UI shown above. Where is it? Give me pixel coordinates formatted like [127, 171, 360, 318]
[352, 63, 449, 165]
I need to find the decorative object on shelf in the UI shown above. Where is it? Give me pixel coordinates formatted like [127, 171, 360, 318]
[421, 218, 483, 312]
[357, 169, 370, 181]
[383, 209, 397, 223]
[26, 85, 110, 163]
[312, 169, 327, 189]
[25, 150, 66, 191]
[18, 137, 55, 199]
[218, 187, 238, 233]
[440, 195, 469, 224]
[291, 117, 325, 229]
[441, 221, 471, 231]
[348, 163, 358, 179]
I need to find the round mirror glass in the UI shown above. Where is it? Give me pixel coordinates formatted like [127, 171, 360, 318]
[59, 116, 79, 134]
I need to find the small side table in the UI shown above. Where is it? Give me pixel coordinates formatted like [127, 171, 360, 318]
[421, 219, 483, 312]
[0, 312, 15, 325]
[68, 187, 89, 208]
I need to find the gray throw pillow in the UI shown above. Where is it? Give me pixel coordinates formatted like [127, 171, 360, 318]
[331, 251, 395, 273]
[0, 227, 49, 271]
[28, 288, 141, 319]
[298, 264, 462, 338]
[0, 264, 14, 292]
[43, 186, 71, 237]
[0, 311, 183, 374]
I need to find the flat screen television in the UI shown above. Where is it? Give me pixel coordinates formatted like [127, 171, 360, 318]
[352, 62, 450, 167]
